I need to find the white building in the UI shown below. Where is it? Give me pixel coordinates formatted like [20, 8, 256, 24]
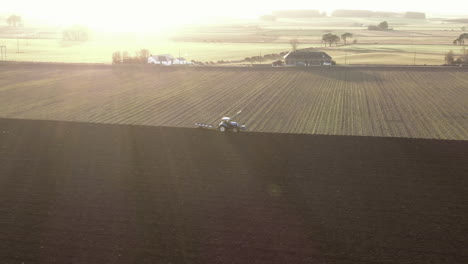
[174, 57, 191, 65]
[148, 54, 175, 65]
[148, 54, 192, 65]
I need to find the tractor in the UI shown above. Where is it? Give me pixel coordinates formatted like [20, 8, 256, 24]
[217, 117, 246, 132]
[195, 110, 247, 132]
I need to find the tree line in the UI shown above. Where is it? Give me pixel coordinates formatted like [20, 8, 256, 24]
[321, 33, 354, 46]
[331, 10, 425, 19]
[6, 15, 22, 27]
[368, 21, 390, 31]
[62, 26, 89, 41]
[264, 10, 426, 19]
[445, 50, 467, 65]
[453, 33, 468, 45]
[112, 49, 150, 64]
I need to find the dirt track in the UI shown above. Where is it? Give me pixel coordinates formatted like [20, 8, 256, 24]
[1, 118, 467, 264]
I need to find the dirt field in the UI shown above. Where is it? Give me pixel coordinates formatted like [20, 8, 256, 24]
[0, 63, 467, 140]
[0, 118, 467, 263]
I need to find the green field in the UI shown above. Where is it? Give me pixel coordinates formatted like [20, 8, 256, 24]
[0, 38, 291, 63]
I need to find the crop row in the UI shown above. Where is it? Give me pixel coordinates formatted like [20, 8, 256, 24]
[0, 66, 466, 140]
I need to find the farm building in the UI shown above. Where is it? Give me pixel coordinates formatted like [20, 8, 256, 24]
[284, 51, 332, 66]
[174, 57, 191, 65]
[148, 55, 192, 65]
[148, 54, 175, 65]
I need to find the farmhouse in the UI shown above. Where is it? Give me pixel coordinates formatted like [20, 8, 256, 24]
[284, 51, 332, 66]
[174, 57, 191, 65]
[148, 55, 192, 65]
[148, 54, 175, 65]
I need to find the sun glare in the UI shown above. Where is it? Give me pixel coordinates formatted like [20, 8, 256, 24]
[4, 0, 468, 33]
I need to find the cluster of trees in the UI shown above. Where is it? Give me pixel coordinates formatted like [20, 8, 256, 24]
[272, 10, 326, 18]
[62, 26, 89, 41]
[112, 49, 150, 64]
[332, 10, 426, 19]
[322, 34, 340, 46]
[189, 60, 204, 65]
[404, 12, 426, 19]
[193, 61, 215, 65]
[321, 33, 353, 46]
[6, 15, 22, 27]
[445, 50, 468, 65]
[453, 33, 468, 45]
[244, 51, 289, 62]
[368, 21, 389, 31]
[341, 33, 353, 44]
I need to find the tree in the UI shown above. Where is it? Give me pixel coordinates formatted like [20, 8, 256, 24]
[139, 49, 150, 62]
[112, 51, 122, 64]
[322, 33, 340, 47]
[454, 33, 468, 46]
[460, 33, 468, 44]
[341, 33, 353, 44]
[122, 51, 130, 63]
[290, 39, 299, 51]
[7, 15, 21, 27]
[404, 12, 426, 19]
[378, 21, 389, 30]
[368, 21, 389, 31]
[63, 25, 89, 41]
[445, 50, 455, 65]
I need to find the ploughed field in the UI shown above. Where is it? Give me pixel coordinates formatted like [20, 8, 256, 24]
[1, 118, 467, 263]
[0, 64, 467, 140]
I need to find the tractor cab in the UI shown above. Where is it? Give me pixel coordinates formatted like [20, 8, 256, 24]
[218, 117, 244, 132]
[220, 117, 234, 126]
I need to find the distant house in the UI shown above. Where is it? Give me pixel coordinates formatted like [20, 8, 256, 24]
[173, 57, 191, 65]
[148, 54, 175, 65]
[284, 51, 332, 66]
[148, 54, 192, 65]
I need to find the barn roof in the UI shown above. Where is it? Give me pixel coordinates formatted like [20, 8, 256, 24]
[284, 51, 331, 60]
[151, 54, 175, 61]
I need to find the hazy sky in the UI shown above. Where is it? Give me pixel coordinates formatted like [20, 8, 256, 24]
[3, 0, 467, 30]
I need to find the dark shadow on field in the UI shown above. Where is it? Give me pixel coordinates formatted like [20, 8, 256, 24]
[305, 68, 384, 83]
[1, 118, 467, 264]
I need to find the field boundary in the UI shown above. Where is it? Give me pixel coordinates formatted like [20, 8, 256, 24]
[1, 60, 468, 72]
[2, 117, 466, 143]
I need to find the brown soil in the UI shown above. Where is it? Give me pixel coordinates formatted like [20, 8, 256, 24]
[1, 118, 467, 264]
[1, 63, 467, 140]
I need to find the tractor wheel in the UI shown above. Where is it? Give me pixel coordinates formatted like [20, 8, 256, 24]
[219, 126, 226, 132]
[232, 127, 239, 133]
